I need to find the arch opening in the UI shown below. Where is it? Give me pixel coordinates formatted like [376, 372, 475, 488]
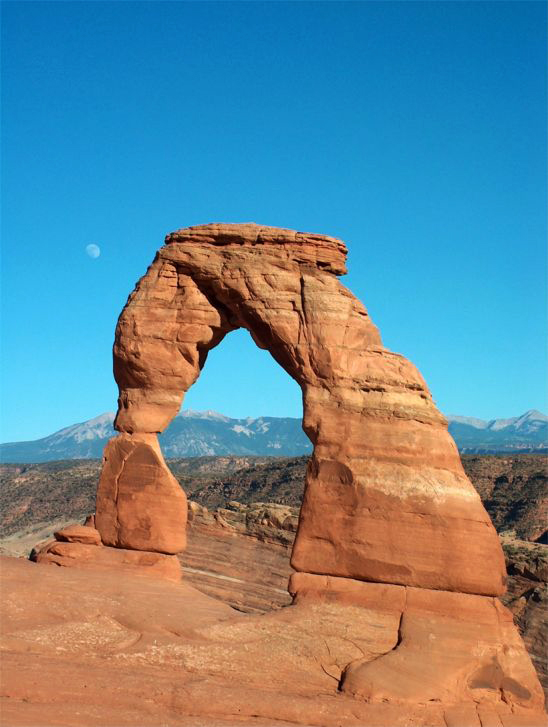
[182, 327, 305, 424]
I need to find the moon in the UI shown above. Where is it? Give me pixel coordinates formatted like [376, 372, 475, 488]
[85, 244, 101, 259]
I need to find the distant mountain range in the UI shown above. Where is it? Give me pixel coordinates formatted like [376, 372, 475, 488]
[1, 409, 546, 463]
[0, 410, 312, 463]
[446, 410, 548, 454]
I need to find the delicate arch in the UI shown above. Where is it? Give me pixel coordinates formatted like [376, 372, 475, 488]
[96, 223, 505, 596]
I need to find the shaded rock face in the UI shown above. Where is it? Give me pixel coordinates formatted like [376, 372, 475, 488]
[184, 500, 294, 613]
[97, 223, 505, 597]
[502, 538, 548, 699]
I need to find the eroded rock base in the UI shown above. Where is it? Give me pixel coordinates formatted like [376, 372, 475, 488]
[32, 525, 182, 583]
[290, 573, 544, 711]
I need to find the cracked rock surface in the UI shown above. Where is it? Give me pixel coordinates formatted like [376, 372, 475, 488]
[2, 556, 546, 726]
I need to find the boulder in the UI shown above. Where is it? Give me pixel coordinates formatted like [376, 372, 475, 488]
[32, 540, 182, 583]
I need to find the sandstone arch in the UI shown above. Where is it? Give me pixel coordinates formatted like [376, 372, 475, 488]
[31, 222, 544, 718]
[95, 223, 506, 597]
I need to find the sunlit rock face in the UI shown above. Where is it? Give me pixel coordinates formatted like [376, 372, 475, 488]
[95, 433, 187, 554]
[96, 222, 505, 596]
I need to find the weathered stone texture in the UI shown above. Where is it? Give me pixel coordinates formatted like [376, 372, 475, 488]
[95, 433, 186, 554]
[97, 223, 504, 597]
[3, 557, 546, 725]
[54, 524, 101, 546]
[32, 538, 182, 583]
[291, 572, 544, 711]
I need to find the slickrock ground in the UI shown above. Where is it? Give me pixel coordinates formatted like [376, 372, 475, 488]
[2, 553, 547, 727]
[3, 498, 546, 711]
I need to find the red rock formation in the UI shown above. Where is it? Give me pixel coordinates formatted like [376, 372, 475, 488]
[95, 433, 186, 554]
[184, 500, 295, 613]
[97, 223, 504, 596]
[67, 222, 543, 718]
[32, 523, 181, 582]
[54, 524, 101, 545]
[33, 540, 182, 583]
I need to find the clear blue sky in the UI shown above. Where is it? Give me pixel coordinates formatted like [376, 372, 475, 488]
[1, 1, 546, 442]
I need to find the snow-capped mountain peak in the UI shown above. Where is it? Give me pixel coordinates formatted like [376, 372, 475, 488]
[445, 410, 547, 454]
[177, 409, 231, 422]
[49, 412, 116, 443]
[512, 410, 548, 430]
[446, 410, 548, 433]
[446, 415, 488, 430]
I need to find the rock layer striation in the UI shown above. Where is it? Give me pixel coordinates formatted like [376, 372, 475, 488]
[97, 223, 504, 595]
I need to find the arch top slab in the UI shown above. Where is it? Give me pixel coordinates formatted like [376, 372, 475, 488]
[98, 222, 506, 597]
[164, 222, 349, 275]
